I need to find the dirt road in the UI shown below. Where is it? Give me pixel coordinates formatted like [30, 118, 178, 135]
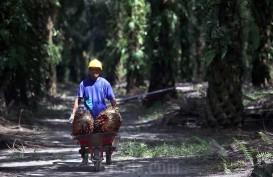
[0, 85, 251, 177]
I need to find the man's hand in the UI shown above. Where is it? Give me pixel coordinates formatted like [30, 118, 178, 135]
[68, 114, 74, 125]
[110, 98, 117, 106]
[113, 106, 119, 113]
[110, 98, 118, 112]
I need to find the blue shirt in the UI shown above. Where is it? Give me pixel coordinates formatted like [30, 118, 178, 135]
[77, 77, 115, 119]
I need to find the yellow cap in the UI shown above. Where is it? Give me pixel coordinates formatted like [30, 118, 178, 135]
[88, 59, 102, 70]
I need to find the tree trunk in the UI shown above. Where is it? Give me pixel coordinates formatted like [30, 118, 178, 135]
[207, 52, 243, 127]
[145, 0, 177, 105]
[148, 0, 176, 92]
[206, 0, 243, 127]
[179, 15, 191, 81]
[126, 16, 140, 92]
[125, 0, 146, 92]
[0, 89, 7, 116]
[46, 65, 57, 96]
[251, 0, 273, 87]
[46, 15, 57, 96]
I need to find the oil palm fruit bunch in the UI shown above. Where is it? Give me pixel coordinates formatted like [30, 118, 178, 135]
[94, 106, 122, 133]
[72, 109, 94, 135]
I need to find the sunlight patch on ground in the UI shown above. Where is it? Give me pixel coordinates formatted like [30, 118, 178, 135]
[45, 105, 67, 111]
[59, 95, 76, 101]
[122, 132, 158, 140]
[206, 174, 248, 177]
[120, 131, 185, 142]
[41, 119, 68, 123]
[0, 158, 83, 168]
[1, 147, 80, 156]
[0, 156, 9, 160]
[35, 148, 79, 154]
[0, 159, 61, 167]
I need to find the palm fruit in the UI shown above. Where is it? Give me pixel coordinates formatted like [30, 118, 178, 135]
[94, 106, 122, 133]
[72, 109, 94, 135]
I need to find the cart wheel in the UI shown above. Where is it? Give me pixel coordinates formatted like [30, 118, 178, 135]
[106, 152, 111, 165]
[80, 153, 88, 166]
[94, 160, 101, 172]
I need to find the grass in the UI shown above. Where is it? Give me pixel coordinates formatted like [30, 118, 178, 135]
[219, 132, 273, 174]
[120, 136, 212, 158]
[138, 102, 165, 122]
[9, 150, 65, 161]
[31, 124, 48, 132]
[10, 151, 25, 158]
[138, 110, 164, 122]
[195, 84, 206, 92]
[243, 87, 273, 106]
[120, 102, 141, 112]
[221, 158, 245, 174]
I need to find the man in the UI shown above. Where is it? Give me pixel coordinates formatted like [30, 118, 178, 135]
[69, 59, 117, 124]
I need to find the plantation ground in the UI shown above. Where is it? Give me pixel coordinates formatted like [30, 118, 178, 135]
[0, 82, 272, 177]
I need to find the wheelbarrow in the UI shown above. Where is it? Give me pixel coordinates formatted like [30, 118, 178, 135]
[72, 132, 120, 172]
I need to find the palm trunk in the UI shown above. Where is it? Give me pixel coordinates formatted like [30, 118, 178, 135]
[251, 0, 273, 87]
[0, 89, 7, 116]
[207, 51, 243, 126]
[46, 15, 57, 96]
[148, 0, 175, 91]
[206, 0, 243, 127]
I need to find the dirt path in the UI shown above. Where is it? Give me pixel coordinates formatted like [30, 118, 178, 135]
[0, 84, 251, 177]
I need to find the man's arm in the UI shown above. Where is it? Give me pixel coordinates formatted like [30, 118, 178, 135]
[69, 98, 81, 124]
[110, 98, 117, 107]
[104, 81, 117, 109]
[72, 97, 81, 115]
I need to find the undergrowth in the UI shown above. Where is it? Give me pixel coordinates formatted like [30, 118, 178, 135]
[221, 131, 273, 174]
[120, 136, 212, 158]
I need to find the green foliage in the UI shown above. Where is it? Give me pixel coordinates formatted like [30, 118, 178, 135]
[234, 138, 255, 165]
[258, 132, 273, 145]
[256, 152, 273, 161]
[138, 102, 164, 121]
[1, 0, 272, 111]
[204, 0, 249, 62]
[104, 0, 148, 88]
[146, 0, 180, 91]
[138, 110, 164, 122]
[121, 138, 212, 158]
[221, 134, 273, 174]
[248, 0, 273, 86]
[49, 0, 61, 7]
[221, 158, 245, 174]
[204, 1, 225, 62]
[44, 44, 62, 66]
[121, 141, 149, 157]
[204, 49, 217, 67]
[233, 133, 273, 168]
[243, 89, 273, 106]
[221, 157, 232, 174]
[0, 0, 62, 106]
